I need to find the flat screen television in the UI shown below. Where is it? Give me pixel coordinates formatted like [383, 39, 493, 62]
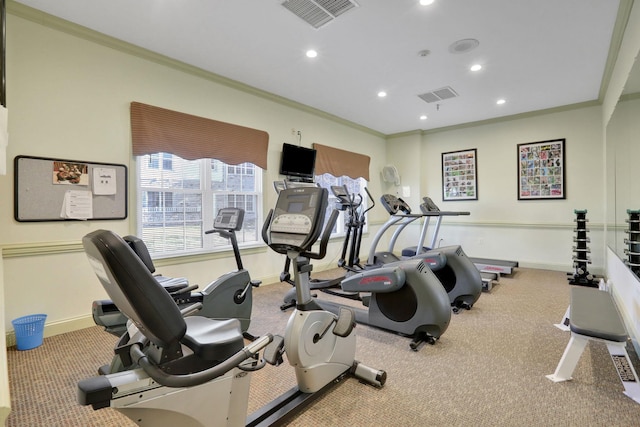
[279, 143, 317, 181]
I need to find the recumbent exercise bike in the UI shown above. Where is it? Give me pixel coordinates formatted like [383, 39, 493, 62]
[77, 186, 385, 426]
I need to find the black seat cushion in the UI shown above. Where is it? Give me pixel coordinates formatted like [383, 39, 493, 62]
[83, 230, 187, 348]
[182, 317, 244, 361]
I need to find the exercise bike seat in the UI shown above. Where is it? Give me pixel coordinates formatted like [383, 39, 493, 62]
[83, 230, 245, 370]
[123, 235, 189, 293]
[182, 317, 244, 362]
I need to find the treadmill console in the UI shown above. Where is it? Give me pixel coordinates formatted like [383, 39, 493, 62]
[380, 194, 411, 215]
[268, 187, 328, 253]
[421, 197, 440, 213]
[213, 207, 244, 231]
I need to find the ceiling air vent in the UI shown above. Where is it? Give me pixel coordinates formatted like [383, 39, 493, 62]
[282, 0, 359, 29]
[418, 86, 459, 103]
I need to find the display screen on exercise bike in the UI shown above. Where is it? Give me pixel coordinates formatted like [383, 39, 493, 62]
[269, 187, 327, 253]
[213, 207, 244, 231]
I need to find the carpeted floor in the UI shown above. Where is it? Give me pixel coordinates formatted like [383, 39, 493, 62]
[6, 267, 640, 426]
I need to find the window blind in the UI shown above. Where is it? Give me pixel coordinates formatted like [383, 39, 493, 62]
[313, 143, 370, 180]
[130, 102, 269, 169]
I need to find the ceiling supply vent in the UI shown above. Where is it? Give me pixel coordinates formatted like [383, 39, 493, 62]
[418, 86, 459, 103]
[282, 0, 359, 29]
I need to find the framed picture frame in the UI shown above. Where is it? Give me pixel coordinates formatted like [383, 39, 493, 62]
[517, 138, 565, 200]
[442, 148, 478, 201]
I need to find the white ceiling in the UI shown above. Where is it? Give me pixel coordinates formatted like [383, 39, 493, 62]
[14, 0, 624, 135]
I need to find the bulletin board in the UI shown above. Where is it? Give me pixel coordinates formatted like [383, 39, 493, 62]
[14, 155, 128, 222]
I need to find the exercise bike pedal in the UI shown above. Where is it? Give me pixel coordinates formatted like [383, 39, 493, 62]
[263, 334, 285, 366]
[333, 307, 356, 338]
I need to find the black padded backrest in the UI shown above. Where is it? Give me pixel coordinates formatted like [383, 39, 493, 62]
[123, 235, 156, 273]
[83, 230, 186, 347]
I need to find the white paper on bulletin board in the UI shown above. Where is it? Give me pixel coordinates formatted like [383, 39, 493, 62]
[60, 190, 93, 220]
[93, 167, 117, 195]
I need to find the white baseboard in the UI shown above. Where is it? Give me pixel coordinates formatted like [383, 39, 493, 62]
[518, 261, 604, 277]
[3, 261, 341, 348]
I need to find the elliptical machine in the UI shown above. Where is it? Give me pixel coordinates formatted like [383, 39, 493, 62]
[315, 256, 452, 350]
[77, 186, 385, 426]
[368, 193, 482, 312]
[275, 186, 451, 350]
[301, 187, 452, 350]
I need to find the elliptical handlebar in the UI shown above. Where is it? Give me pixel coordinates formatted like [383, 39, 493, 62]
[363, 187, 375, 215]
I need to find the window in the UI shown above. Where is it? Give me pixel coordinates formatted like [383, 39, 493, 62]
[137, 153, 262, 256]
[314, 173, 369, 236]
[148, 153, 173, 170]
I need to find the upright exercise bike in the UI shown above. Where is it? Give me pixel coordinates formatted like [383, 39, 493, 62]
[275, 180, 345, 310]
[77, 186, 385, 426]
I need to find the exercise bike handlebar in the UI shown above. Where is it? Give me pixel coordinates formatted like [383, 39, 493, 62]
[205, 227, 244, 271]
[307, 209, 339, 260]
[130, 334, 273, 388]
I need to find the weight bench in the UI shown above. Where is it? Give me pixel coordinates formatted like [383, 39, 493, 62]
[546, 286, 640, 404]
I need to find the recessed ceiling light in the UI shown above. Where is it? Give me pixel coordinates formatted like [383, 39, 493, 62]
[420, 115, 428, 120]
[470, 64, 482, 72]
[378, 91, 387, 98]
[419, 0, 435, 5]
[306, 50, 318, 58]
[496, 99, 506, 105]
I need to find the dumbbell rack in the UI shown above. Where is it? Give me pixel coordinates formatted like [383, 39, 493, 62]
[568, 209, 599, 287]
[624, 209, 640, 278]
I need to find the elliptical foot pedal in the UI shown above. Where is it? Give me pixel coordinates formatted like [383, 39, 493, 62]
[333, 307, 356, 337]
[264, 334, 285, 366]
[409, 333, 436, 351]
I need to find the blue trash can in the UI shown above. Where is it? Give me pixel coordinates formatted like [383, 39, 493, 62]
[12, 314, 47, 350]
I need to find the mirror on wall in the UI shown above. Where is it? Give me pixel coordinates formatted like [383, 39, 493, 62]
[606, 56, 640, 264]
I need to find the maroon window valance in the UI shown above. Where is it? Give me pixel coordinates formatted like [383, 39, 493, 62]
[313, 143, 370, 180]
[130, 102, 269, 169]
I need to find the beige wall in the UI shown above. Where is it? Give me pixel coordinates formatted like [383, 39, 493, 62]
[2, 2, 640, 424]
[420, 106, 603, 269]
[382, 105, 604, 271]
[0, 0, 637, 347]
[0, 10, 387, 335]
